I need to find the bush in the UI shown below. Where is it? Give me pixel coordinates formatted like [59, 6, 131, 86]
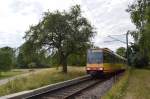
[0, 50, 12, 73]
[129, 53, 149, 68]
[28, 62, 36, 68]
[67, 54, 86, 66]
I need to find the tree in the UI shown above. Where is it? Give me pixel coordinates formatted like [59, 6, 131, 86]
[0, 47, 13, 74]
[116, 47, 126, 57]
[68, 52, 87, 66]
[0, 47, 16, 65]
[17, 41, 49, 68]
[17, 52, 26, 68]
[25, 5, 95, 73]
[127, 43, 149, 67]
[127, 0, 150, 67]
[16, 41, 37, 68]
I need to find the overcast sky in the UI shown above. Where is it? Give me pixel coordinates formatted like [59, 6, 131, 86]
[0, 0, 135, 51]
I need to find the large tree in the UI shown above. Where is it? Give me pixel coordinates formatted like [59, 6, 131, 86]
[127, 0, 150, 66]
[25, 5, 95, 73]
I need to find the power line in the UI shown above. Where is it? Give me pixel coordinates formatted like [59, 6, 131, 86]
[107, 35, 126, 44]
[103, 39, 122, 43]
[104, 32, 130, 65]
[107, 33, 126, 36]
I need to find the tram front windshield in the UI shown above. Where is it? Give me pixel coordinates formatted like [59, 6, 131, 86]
[87, 50, 103, 64]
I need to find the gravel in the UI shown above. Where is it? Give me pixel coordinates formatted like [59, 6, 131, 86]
[75, 74, 123, 99]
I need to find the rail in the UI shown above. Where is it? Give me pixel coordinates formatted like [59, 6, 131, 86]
[1, 75, 92, 99]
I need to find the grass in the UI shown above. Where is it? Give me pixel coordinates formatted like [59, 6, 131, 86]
[122, 69, 150, 99]
[0, 66, 85, 96]
[102, 70, 130, 99]
[0, 70, 25, 80]
[102, 68, 150, 99]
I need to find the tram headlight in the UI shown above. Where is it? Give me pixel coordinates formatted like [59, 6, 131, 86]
[98, 67, 103, 70]
[86, 67, 91, 70]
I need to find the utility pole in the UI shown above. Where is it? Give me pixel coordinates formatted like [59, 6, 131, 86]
[126, 31, 129, 65]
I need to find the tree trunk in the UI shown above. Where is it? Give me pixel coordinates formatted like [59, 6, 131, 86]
[59, 51, 68, 73]
[62, 58, 67, 73]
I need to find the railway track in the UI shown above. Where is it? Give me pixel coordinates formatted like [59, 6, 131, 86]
[1, 74, 114, 99]
[26, 78, 101, 99]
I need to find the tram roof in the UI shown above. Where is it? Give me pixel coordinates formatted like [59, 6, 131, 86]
[88, 48, 127, 61]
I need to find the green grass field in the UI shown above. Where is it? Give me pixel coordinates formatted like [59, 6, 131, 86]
[123, 69, 150, 99]
[0, 70, 24, 80]
[0, 66, 85, 96]
[102, 68, 150, 99]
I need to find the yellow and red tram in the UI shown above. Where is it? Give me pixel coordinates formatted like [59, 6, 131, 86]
[86, 48, 126, 76]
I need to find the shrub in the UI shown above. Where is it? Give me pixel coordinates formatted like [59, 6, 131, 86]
[28, 62, 36, 68]
[0, 50, 12, 73]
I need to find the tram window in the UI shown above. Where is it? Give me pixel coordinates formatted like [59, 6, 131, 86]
[122, 59, 124, 63]
[120, 59, 122, 63]
[111, 54, 115, 63]
[119, 58, 121, 63]
[103, 52, 112, 63]
[116, 56, 118, 63]
[109, 54, 113, 63]
[118, 58, 121, 63]
[118, 57, 120, 63]
[114, 56, 116, 63]
[115, 56, 119, 63]
[87, 51, 103, 64]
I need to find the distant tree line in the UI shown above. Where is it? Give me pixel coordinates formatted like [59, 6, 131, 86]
[0, 47, 14, 74]
[0, 45, 88, 73]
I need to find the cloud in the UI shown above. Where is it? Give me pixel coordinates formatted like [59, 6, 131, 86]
[0, 0, 75, 48]
[80, 0, 135, 50]
[0, 0, 136, 51]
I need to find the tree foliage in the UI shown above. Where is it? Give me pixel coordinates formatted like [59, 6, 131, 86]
[116, 47, 126, 57]
[17, 41, 50, 68]
[24, 5, 95, 73]
[127, 0, 150, 67]
[0, 47, 14, 73]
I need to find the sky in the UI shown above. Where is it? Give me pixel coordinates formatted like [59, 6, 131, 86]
[0, 0, 136, 51]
